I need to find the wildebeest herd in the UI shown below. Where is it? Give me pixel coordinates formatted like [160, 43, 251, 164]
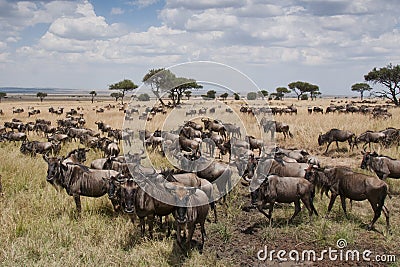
[0, 100, 398, 255]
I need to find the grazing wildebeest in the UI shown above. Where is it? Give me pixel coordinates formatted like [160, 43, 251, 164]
[43, 155, 120, 214]
[201, 132, 224, 157]
[361, 151, 400, 180]
[305, 165, 389, 231]
[253, 175, 318, 223]
[318, 129, 356, 153]
[355, 131, 386, 151]
[223, 123, 241, 138]
[165, 182, 209, 250]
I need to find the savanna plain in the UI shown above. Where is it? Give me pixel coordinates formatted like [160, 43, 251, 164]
[0, 95, 399, 267]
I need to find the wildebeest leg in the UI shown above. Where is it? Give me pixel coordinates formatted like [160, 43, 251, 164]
[335, 141, 339, 150]
[210, 202, 218, 223]
[325, 142, 332, 153]
[382, 205, 390, 233]
[200, 221, 207, 249]
[176, 223, 183, 249]
[139, 217, 146, 237]
[187, 223, 196, 250]
[289, 199, 301, 223]
[74, 195, 82, 214]
[148, 214, 155, 238]
[340, 195, 348, 218]
[301, 195, 318, 220]
[326, 193, 338, 216]
[257, 201, 271, 220]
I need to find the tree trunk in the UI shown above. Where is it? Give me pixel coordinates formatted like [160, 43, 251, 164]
[360, 91, 363, 100]
[152, 90, 165, 107]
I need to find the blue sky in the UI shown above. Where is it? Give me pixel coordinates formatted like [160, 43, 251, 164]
[0, 0, 399, 96]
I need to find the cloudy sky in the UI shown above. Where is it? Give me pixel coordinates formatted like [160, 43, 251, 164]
[0, 0, 399, 95]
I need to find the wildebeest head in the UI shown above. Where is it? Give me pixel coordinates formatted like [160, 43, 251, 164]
[318, 133, 326, 146]
[360, 151, 378, 170]
[118, 176, 138, 214]
[165, 182, 196, 224]
[43, 155, 66, 189]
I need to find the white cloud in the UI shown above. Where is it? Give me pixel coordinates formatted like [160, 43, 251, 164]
[129, 0, 160, 8]
[1, 0, 400, 94]
[110, 7, 124, 15]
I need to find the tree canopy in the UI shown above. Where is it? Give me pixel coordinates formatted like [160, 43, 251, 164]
[89, 90, 97, 103]
[247, 92, 257, 100]
[36, 92, 47, 102]
[288, 81, 319, 100]
[142, 68, 202, 106]
[271, 87, 291, 100]
[258, 90, 268, 99]
[220, 92, 229, 101]
[110, 92, 122, 101]
[364, 63, 400, 105]
[351, 83, 372, 100]
[202, 90, 216, 100]
[109, 79, 138, 105]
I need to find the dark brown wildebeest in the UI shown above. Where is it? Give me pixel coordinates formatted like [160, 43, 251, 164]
[253, 175, 318, 223]
[95, 121, 111, 134]
[165, 182, 209, 250]
[313, 106, 324, 114]
[43, 155, 120, 214]
[361, 151, 400, 180]
[305, 165, 389, 231]
[2, 132, 27, 143]
[223, 123, 241, 138]
[202, 118, 227, 140]
[184, 121, 203, 131]
[62, 148, 89, 165]
[318, 128, 356, 153]
[162, 169, 217, 223]
[355, 131, 386, 151]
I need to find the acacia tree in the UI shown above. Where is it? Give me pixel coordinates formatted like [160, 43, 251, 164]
[184, 90, 192, 100]
[109, 79, 138, 105]
[202, 90, 216, 99]
[110, 92, 122, 102]
[364, 64, 400, 105]
[89, 90, 97, 103]
[0, 92, 6, 103]
[288, 81, 319, 100]
[143, 69, 202, 106]
[272, 87, 291, 100]
[36, 92, 47, 102]
[351, 83, 372, 100]
[258, 90, 268, 99]
[220, 92, 229, 100]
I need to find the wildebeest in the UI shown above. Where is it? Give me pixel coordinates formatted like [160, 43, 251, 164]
[244, 156, 308, 182]
[43, 155, 120, 214]
[361, 151, 400, 180]
[2, 132, 27, 143]
[260, 119, 293, 140]
[312, 106, 324, 114]
[318, 129, 356, 153]
[355, 131, 386, 151]
[245, 135, 264, 156]
[253, 175, 318, 223]
[274, 147, 309, 163]
[305, 165, 389, 231]
[202, 118, 227, 140]
[62, 148, 89, 164]
[165, 182, 209, 250]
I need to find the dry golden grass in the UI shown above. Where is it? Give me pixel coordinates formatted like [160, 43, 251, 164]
[0, 96, 399, 266]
